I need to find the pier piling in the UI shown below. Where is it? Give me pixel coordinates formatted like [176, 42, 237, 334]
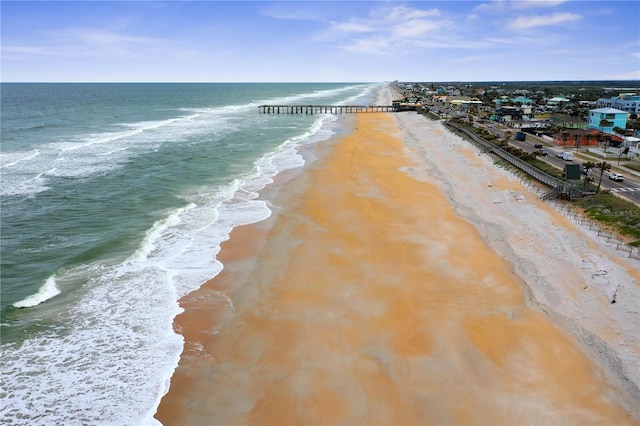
[258, 105, 397, 114]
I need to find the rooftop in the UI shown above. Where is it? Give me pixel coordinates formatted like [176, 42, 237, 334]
[590, 107, 628, 114]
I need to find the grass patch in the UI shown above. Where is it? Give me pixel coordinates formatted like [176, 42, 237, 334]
[576, 193, 640, 245]
[531, 159, 563, 178]
[624, 162, 640, 173]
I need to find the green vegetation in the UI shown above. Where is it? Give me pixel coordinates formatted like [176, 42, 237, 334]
[624, 163, 640, 173]
[594, 161, 612, 192]
[576, 193, 640, 245]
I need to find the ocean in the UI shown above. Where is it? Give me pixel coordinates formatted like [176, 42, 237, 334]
[0, 82, 381, 424]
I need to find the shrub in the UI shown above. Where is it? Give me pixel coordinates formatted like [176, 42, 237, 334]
[576, 193, 640, 245]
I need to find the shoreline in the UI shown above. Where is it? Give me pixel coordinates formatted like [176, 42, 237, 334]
[154, 113, 352, 425]
[156, 101, 638, 424]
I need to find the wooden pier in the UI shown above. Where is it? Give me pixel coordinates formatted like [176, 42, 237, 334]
[258, 105, 397, 114]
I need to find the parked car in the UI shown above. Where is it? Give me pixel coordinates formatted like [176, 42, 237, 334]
[609, 173, 624, 182]
[534, 143, 543, 149]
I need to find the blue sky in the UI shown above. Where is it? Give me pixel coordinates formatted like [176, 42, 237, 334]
[2, 1, 639, 82]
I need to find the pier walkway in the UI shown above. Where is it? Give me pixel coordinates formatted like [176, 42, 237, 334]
[259, 105, 396, 114]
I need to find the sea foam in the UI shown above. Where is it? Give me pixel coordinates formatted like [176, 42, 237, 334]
[13, 275, 61, 308]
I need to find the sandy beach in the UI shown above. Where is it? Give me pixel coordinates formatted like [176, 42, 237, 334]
[156, 88, 639, 425]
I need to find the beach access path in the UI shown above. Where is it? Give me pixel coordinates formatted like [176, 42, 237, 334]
[155, 88, 639, 424]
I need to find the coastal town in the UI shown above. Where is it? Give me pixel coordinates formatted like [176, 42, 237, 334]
[392, 80, 640, 168]
[390, 81, 640, 249]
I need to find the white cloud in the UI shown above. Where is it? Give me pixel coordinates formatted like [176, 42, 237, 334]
[3, 27, 169, 63]
[474, 0, 568, 14]
[380, 5, 441, 21]
[39, 28, 166, 57]
[330, 21, 373, 35]
[60, 29, 159, 47]
[473, 1, 506, 14]
[320, 5, 453, 54]
[507, 12, 582, 30]
[413, 38, 492, 50]
[258, 4, 326, 21]
[342, 36, 391, 55]
[391, 19, 446, 39]
[451, 54, 492, 63]
[2, 45, 57, 56]
[511, 1, 569, 10]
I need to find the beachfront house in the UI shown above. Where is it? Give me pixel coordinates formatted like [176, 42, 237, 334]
[626, 136, 640, 160]
[551, 129, 601, 147]
[546, 96, 571, 110]
[587, 107, 628, 134]
[549, 114, 588, 130]
[492, 105, 523, 123]
[597, 94, 640, 114]
[445, 96, 483, 110]
[392, 99, 422, 112]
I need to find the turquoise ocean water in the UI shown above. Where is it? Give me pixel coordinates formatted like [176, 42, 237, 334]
[0, 82, 381, 424]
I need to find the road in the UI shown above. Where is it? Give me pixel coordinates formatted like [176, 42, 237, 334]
[478, 122, 640, 204]
[420, 104, 640, 204]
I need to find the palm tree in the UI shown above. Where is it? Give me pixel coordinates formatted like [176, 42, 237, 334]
[599, 118, 613, 149]
[547, 124, 560, 135]
[503, 131, 513, 145]
[612, 126, 626, 137]
[597, 132, 611, 153]
[627, 119, 640, 132]
[603, 134, 612, 153]
[585, 133, 595, 147]
[582, 161, 596, 188]
[595, 161, 611, 193]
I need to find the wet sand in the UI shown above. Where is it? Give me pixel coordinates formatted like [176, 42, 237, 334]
[156, 112, 637, 425]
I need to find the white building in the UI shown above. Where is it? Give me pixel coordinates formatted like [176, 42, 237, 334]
[624, 136, 640, 160]
[597, 94, 640, 114]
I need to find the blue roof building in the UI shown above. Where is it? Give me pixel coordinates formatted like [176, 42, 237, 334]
[512, 96, 533, 105]
[587, 107, 628, 134]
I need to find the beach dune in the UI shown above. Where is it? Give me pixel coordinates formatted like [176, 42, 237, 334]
[156, 109, 638, 425]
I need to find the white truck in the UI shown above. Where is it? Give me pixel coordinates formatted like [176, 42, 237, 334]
[555, 151, 574, 161]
